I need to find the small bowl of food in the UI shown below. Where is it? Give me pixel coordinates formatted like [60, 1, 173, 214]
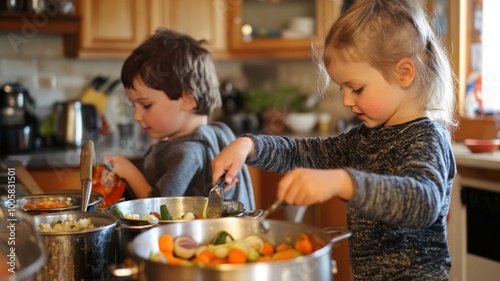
[0, 193, 103, 215]
[463, 139, 500, 153]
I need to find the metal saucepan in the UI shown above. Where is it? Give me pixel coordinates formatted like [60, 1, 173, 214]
[33, 211, 118, 280]
[0, 193, 103, 215]
[109, 196, 262, 263]
[0, 207, 45, 281]
[127, 218, 351, 281]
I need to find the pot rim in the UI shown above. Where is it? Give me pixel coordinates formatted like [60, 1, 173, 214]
[33, 211, 118, 236]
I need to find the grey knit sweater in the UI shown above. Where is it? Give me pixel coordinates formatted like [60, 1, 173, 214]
[143, 122, 255, 210]
[244, 117, 455, 280]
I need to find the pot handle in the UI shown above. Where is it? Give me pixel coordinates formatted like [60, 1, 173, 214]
[109, 258, 139, 280]
[322, 226, 352, 244]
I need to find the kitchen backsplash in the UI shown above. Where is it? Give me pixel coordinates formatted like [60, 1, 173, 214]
[0, 33, 352, 132]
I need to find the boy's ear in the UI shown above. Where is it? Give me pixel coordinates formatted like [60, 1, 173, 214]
[180, 91, 197, 110]
[396, 58, 415, 88]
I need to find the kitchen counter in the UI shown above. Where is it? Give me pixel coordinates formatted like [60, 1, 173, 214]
[6, 144, 148, 169]
[452, 143, 500, 171]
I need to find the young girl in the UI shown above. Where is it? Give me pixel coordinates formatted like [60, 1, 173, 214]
[212, 0, 456, 279]
[104, 29, 255, 210]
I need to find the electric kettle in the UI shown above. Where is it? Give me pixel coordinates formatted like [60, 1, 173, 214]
[54, 100, 101, 148]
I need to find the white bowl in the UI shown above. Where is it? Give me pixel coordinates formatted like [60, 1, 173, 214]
[285, 113, 318, 134]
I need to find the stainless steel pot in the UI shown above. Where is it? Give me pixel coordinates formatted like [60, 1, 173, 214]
[0, 207, 45, 281]
[33, 211, 118, 280]
[54, 100, 100, 148]
[110, 196, 261, 263]
[127, 218, 351, 281]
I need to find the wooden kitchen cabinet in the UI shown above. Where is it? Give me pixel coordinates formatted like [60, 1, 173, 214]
[76, 0, 153, 58]
[75, 0, 227, 58]
[226, 0, 342, 59]
[150, 0, 228, 57]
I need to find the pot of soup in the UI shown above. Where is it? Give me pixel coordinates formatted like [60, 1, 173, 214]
[126, 218, 351, 281]
[108, 196, 262, 263]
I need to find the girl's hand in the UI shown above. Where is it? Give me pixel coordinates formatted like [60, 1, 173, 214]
[277, 168, 354, 206]
[212, 137, 255, 188]
[102, 155, 137, 178]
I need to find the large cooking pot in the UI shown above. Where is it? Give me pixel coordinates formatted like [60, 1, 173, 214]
[0, 193, 103, 215]
[110, 196, 261, 263]
[127, 218, 351, 281]
[32, 211, 118, 280]
[0, 207, 45, 281]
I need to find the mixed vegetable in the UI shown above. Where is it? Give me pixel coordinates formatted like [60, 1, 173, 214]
[149, 230, 315, 266]
[111, 204, 196, 221]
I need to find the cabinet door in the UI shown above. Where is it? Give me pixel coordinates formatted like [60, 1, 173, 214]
[226, 0, 341, 59]
[150, 0, 227, 56]
[78, 0, 152, 58]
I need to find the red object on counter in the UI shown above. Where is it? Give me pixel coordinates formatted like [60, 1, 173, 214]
[91, 164, 126, 207]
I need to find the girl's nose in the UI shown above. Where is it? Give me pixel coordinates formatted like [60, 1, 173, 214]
[342, 92, 355, 107]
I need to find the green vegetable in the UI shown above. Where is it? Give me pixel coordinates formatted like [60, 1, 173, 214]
[160, 204, 173, 220]
[111, 207, 124, 219]
[211, 231, 234, 245]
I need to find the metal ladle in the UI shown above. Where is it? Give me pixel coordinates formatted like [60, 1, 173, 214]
[259, 200, 287, 233]
[80, 140, 95, 212]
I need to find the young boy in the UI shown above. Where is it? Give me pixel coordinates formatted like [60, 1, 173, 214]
[104, 28, 255, 210]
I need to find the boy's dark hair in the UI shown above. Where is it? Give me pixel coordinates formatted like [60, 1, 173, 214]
[121, 28, 221, 115]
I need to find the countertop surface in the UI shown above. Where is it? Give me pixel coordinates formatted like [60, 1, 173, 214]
[452, 143, 500, 171]
[6, 143, 148, 169]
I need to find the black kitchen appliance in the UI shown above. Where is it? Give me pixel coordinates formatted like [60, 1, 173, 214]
[0, 82, 39, 156]
[219, 80, 259, 136]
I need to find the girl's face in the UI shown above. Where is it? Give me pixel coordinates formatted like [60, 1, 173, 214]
[327, 56, 421, 128]
[126, 77, 189, 140]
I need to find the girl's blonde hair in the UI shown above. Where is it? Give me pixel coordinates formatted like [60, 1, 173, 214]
[320, 0, 457, 131]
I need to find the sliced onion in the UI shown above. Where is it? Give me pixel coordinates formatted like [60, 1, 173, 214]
[174, 236, 197, 259]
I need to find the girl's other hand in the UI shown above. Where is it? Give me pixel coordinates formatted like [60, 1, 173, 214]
[277, 168, 354, 206]
[212, 137, 255, 187]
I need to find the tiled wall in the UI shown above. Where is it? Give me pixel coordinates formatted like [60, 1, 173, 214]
[0, 33, 352, 131]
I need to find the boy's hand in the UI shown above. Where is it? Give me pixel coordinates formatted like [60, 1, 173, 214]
[212, 137, 255, 187]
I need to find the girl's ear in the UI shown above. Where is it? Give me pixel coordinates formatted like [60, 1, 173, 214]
[396, 58, 415, 88]
[180, 91, 197, 110]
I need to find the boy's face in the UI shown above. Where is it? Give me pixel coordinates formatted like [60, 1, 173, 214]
[126, 77, 190, 140]
[326, 54, 422, 128]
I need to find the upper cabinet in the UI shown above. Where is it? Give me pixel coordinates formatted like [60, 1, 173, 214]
[150, 0, 227, 58]
[75, 0, 226, 59]
[226, 0, 342, 59]
[77, 0, 152, 58]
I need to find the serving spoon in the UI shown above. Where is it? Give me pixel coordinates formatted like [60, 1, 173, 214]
[259, 200, 287, 233]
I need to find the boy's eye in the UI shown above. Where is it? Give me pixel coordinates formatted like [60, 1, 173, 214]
[143, 104, 152, 109]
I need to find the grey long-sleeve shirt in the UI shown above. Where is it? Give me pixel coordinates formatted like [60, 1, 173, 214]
[143, 122, 255, 210]
[244, 117, 456, 280]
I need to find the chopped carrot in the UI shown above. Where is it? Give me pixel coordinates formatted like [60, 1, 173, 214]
[192, 250, 216, 266]
[227, 248, 247, 264]
[210, 257, 227, 265]
[260, 242, 275, 256]
[272, 249, 301, 261]
[294, 233, 313, 255]
[256, 256, 272, 262]
[158, 234, 174, 253]
[275, 243, 290, 252]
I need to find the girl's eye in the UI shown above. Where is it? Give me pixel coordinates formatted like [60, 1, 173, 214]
[352, 88, 363, 94]
[143, 104, 152, 109]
